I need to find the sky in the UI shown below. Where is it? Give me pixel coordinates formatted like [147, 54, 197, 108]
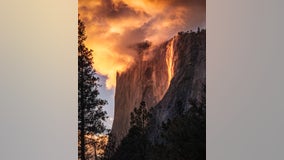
[96, 74, 115, 129]
[79, 0, 206, 128]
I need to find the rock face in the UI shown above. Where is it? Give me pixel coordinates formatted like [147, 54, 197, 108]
[111, 30, 206, 144]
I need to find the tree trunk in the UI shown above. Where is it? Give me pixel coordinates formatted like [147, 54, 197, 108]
[80, 80, 86, 160]
[94, 142, 98, 160]
[80, 109, 86, 160]
[80, 113, 85, 159]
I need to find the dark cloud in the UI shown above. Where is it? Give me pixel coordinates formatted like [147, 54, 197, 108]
[79, 0, 149, 22]
[168, 0, 206, 7]
[79, 0, 206, 88]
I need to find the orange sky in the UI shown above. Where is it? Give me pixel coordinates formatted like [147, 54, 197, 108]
[79, 0, 205, 89]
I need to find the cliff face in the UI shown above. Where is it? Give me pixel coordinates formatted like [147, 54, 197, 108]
[111, 30, 206, 144]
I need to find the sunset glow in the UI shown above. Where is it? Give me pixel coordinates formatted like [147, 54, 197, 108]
[166, 37, 175, 87]
[79, 0, 205, 89]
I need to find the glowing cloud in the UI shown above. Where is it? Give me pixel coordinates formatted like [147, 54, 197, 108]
[79, 0, 205, 89]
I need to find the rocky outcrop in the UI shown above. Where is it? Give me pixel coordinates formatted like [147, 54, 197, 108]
[148, 30, 206, 141]
[111, 30, 206, 144]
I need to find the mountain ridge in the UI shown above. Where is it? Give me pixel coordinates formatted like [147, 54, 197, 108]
[111, 30, 206, 144]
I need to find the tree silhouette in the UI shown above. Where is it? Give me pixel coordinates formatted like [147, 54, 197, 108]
[78, 16, 108, 160]
[110, 101, 151, 160]
[151, 84, 206, 160]
[102, 132, 117, 160]
[109, 85, 206, 160]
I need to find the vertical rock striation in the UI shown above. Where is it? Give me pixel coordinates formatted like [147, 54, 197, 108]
[148, 30, 206, 141]
[111, 30, 206, 144]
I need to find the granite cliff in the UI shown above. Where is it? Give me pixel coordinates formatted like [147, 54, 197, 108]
[111, 30, 206, 144]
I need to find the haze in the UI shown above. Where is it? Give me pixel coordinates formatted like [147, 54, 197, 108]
[79, 0, 205, 89]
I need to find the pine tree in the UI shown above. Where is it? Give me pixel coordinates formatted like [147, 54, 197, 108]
[78, 17, 108, 160]
[111, 101, 151, 160]
[102, 132, 117, 160]
[155, 84, 206, 160]
[130, 101, 150, 132]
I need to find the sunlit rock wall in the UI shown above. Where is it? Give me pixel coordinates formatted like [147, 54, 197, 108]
[111, 30, 206, 144]
[148, 30, 206, 141]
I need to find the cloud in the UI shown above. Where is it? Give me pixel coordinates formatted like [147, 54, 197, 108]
[79, 0, 205, 89]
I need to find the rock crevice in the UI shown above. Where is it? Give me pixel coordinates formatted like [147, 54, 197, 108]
[111, 30, 206, 144]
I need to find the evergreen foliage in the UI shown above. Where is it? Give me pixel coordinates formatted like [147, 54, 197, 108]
[102, 133, 117, 160]
[149, 85, 206, 160]
[110, 101, 151, 160]
[78, 16, 108, 160]
[108, 85, 206, 160]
